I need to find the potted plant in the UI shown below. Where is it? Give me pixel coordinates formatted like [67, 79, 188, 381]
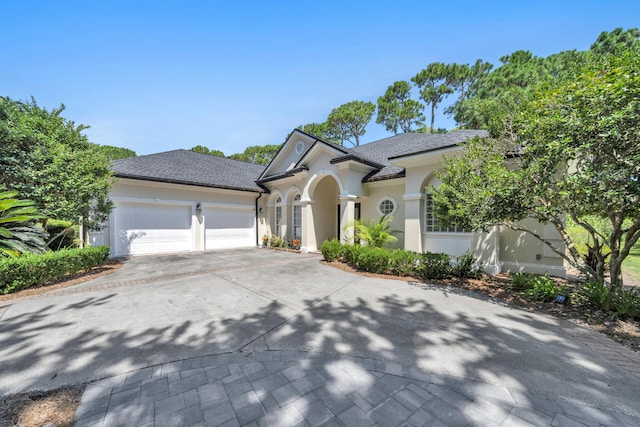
[293, 238, 301, 250]
[262, 235, 269, 247]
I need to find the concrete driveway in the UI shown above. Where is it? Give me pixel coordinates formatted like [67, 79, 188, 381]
[1, 249, 639, 426]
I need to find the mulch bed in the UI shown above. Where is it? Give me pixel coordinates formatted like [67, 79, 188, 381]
[0, 385, 83, 427]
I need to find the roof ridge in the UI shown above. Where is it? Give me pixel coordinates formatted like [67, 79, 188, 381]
[181, 149, 267, 169]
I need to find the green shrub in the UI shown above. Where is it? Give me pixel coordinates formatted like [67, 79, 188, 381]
[353, 215, 399, 248]
[320, 239, 343, 262]
[46, 219, 79, 250]
[510, 272, 537, 290]
[356, 246, 390, 274]
[342, 244, 362, 265]
[581, 280, 640, 319]
[322, 243, 483, 282]
[0, 246, 110, 294]
[451, 251, 482, 279]
[270, 235, 282, 248]
[511, 273, 569, 302]
[611, 288, 640, 319]
[419, 252, 451, 280]
[389, 250, 420, 276]
[582, 280, 613, 310]
[525, 275, 564, 301]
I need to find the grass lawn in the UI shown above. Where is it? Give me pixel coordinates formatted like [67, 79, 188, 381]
[623, 246, 640, 283]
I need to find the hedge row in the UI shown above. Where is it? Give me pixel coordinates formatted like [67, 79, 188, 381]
[0, 246, 110, 294]
[320, 239, 481, 280]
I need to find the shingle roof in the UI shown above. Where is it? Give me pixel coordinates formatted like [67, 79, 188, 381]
[112, 149, 266, 192]
[112, 131, 487, 191]
[347, 130, 489, 181]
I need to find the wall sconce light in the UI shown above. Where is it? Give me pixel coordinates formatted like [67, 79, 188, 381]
[196, 202, 202, 213]
[259, 207, 263, 213]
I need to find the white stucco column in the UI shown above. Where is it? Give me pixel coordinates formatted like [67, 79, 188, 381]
[300, 200, 314, 253]
[339, 194, 357, 245]
[471, 226, 500, 275]
[280, 202, 289, 238]
[403, 193, 423, 252]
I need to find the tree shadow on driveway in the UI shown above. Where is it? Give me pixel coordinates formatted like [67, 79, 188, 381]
[1, 267, 639, 425]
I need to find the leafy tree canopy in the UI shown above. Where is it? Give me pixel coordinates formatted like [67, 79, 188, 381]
[412, 62, 454, 133]
[296, 122, 333, 142]
[95, 145, 137, 160]
[191, 145, 226, 157]
[451, 50, 563, 130]
[450, 28, 639, 131]
[590, 27, 640, 55]
[434, 49, 640, 287]
[230, 144, 282, 166]
[376, 81, 425, 134]
[326, 100, 375, 146]
[0, 97, 113, 231]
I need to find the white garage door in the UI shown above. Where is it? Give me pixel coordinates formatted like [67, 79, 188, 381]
[113, 201, 193, 256]
[205, 206, 255, 250]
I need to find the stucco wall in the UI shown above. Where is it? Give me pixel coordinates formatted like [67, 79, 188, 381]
[92, 178, 259, 253]
[361, 181, 405, 249]
[499, 219, 565, 276]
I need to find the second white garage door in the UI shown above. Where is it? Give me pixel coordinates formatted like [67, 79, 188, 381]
[205, 205, 255, 250]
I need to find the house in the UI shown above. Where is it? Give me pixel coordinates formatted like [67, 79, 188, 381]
[91, 129, 566, 277]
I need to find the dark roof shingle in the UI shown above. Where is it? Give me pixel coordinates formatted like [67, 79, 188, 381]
[112, 130, 487, 190]
[349, 130, 489, 181]
[112, 149, 266, 192]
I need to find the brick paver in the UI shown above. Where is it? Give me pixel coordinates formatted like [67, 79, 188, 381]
[74, 350, 640, 427]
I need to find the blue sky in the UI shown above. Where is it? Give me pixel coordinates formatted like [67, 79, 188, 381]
[2, 1, 638, 155]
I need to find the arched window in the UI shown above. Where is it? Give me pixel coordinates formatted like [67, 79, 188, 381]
[424, 192, 470, 233]
[292, 194, 302, 240]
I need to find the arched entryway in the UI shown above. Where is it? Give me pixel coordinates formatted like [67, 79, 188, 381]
[311, 175, 339, 247]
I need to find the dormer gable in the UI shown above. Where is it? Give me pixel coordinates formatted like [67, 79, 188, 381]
[257, 129, 353, 182]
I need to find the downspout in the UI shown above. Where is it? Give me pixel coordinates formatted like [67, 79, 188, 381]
[255, 192, 263, 246]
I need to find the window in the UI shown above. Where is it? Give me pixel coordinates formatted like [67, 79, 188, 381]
[292, 194, 301, 239]
[424, 193, 469, 233]
[275, 196, 282, 236]
[377, 197, 397, 216]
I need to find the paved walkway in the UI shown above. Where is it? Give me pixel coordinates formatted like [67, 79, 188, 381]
[1, 249, 639, 426]
[74, 350, 639, 427]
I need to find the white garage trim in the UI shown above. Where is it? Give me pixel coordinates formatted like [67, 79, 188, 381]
[201, 202, 254, 210]
[111, 196, 197, 207]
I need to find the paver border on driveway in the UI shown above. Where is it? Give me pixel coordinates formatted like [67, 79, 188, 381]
[74, 349, 640, 427]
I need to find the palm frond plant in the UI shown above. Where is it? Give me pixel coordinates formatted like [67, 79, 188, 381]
[352, 214, 400, 248]
[0, 188, 48, 257]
